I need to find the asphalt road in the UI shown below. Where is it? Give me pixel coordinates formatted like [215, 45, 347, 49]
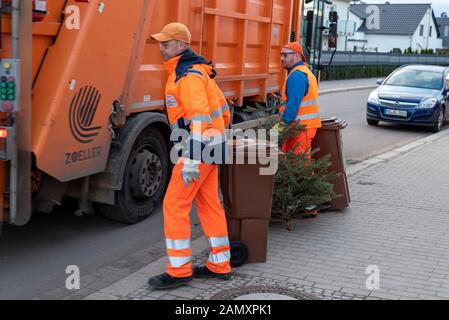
[0, 88, 446, 299]
[0, 200, 166, 299]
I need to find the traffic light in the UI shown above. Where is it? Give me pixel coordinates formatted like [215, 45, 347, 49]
[328, 27, 337, 48]
[328, 11, 338, 49]
[305, 11, 314, 49]
[329, 11, 338, 23]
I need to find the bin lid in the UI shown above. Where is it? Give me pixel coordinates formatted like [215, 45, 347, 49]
[320, 117, 347, 130]
[227, 138, 285, 162]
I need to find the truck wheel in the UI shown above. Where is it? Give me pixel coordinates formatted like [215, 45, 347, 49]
[98, 127, 169, 224]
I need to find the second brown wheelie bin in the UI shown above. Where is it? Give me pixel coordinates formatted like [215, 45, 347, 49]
[311, 117, 350, 210]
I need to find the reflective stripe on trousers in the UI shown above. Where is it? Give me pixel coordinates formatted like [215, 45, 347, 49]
[166, 238, 190, 250]
[207, 236, 229, 248]
[168, 256, 192, 268]
[209, 250, 231, 264]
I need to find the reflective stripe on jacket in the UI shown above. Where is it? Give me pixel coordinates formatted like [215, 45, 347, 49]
[280, 65, 321, 129]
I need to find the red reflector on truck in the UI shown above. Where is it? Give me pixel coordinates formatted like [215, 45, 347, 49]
[0, 128, 7, 138]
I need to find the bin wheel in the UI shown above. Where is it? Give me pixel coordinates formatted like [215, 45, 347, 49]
[230, 241, 249, 267]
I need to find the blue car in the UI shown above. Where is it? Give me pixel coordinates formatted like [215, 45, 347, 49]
[366, 65, 449, 132]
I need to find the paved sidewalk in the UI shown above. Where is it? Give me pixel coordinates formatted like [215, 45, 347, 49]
[85, 127, 449, 301]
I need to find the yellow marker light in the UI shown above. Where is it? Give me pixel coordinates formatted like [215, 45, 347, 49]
[3, 63, 11, 70]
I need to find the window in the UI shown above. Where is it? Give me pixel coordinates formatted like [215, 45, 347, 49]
[385, 69, 443, 90]
[445, 25, 449, 38]
[429, 26, 432, 37]
[419, 24, 424, 36]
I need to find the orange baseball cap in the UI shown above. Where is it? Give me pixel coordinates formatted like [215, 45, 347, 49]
[151, 22, 192, 44]
[282, 42, 307, 63]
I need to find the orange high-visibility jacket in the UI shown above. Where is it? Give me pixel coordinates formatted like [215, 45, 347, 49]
[164, 51, 230, 162]
[280, 64, 321, 129]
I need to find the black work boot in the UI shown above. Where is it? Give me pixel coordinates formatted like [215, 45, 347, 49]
[193, 266, 232, 280]
[148, 273, 192, 289]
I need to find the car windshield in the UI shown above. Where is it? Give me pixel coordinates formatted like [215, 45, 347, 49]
[385, 69, 443, 90]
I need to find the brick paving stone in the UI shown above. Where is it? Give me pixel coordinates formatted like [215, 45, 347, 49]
[341, 287, 370, 296]
[260, 273, 288, 281]
[286, 278, 316, 287]
[368, 292, 400, 300]
[418, 294, 441, 300]
[387, 290, 418, 298]
[167, 289, 197, 300]
[436, 292, 449, 299]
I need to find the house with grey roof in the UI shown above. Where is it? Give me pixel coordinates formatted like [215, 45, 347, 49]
[347, 2, 442, 53]
[436, 14, 449, 53]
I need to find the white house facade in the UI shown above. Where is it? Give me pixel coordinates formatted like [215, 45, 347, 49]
[346, 3, 442, 53]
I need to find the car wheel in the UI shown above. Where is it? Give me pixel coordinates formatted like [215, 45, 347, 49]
[431, 108, 444, 133]
[367, 119, 379, 126]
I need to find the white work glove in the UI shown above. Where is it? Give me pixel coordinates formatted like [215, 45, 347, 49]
[181, 158, 201, 186]
[272, 121, 287, 134]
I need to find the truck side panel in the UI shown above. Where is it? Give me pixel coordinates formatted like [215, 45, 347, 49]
[32, 0, 149, 182]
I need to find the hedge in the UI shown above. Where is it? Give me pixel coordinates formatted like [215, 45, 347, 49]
[320, 65, 398, 81]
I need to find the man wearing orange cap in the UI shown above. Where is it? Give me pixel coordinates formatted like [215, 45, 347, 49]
[148, 23, 232, 289]
[275, 42, 322, 218]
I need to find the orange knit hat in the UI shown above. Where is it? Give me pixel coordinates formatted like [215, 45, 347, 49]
[282, 42, 307, 63]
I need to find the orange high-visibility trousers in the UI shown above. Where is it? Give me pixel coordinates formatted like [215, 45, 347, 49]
[163, 162, 231, 278]
[282, 128, 317, 157]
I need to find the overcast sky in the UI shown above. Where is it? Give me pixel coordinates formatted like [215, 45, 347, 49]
[356, 0, 448, 16]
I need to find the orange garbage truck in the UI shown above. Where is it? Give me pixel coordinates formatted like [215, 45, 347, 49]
[0, 0, 322, 229]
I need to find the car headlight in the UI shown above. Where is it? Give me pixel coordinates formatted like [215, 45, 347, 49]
[367, 91, 379, 105]
[418, 98, 437, 109]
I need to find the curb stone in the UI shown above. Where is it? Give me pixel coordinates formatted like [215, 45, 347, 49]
[319, 85, 377, 96]
[346, 128, 449, 177]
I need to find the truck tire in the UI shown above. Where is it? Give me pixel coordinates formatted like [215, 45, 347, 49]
[97, 127, 169, 224]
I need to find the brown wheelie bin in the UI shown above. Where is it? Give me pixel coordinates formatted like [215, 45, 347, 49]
[311, 117, 350, 210]
[220, 138, 283, 266]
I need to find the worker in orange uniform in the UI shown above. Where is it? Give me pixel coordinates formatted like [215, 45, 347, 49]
[274, 42, 322, 218]
[148, 23, 232, 289]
